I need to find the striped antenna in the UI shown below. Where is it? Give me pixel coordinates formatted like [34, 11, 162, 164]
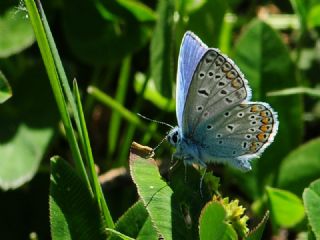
[137, 113, 174, 129]
[137, 113, 174, 152]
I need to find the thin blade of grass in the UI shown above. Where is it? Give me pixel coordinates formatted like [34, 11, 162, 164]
[108, 56, 132, 156]
[23, 0, 90, 189]
[73, 80, 114, 228]
[267, 87, 320, 97]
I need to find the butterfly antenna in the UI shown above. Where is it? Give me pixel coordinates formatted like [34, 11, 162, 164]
[152, 135, 168, 152]
[137, 113, 174, 129]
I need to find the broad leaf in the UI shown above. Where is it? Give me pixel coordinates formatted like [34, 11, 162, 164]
[245, 211, 269, 240]
[130, 146, 174, 239]
[130, 142, 212, 240]
[108, 200, 158, 240]
[278, 138, 320, 195]
[0, 8, 35, 58]
[187, 0, 227, 48]
[0, 67, 57, 190]
[303, 179, 320, 239]
[50, 156, 106, 240]
[233, 19, 303, 194]
[62, 0, 151, 65]
[150, 0, 175, 98]
[266, 187, 305, 228]
[199, 201, 237, 240]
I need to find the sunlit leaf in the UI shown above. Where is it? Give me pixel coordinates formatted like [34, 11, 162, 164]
[303, 179, 320, 239]
[199, 201, 237, 240]
[266, 187, 305, 228]
[0, 8, 35, 58]
[278, 138, 320, 195]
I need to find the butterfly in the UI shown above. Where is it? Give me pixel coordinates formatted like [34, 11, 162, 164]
[166, 31, 279, 171]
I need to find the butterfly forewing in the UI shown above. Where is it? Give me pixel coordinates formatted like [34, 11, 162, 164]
[176, 33, 207, 128]
[182, 49, 249, 137]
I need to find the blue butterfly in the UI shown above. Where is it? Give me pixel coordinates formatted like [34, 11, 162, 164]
[167, 31, 279, 171]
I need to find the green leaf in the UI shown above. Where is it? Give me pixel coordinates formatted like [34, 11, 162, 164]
[0, 8, 35, 58]
[0, 67, 57, 190]
[108, 56, 132, 156]
[187, 0, 227, 48]
[108, 201, 158, 240]
[245, 211, 269, 240]
[307, 4, 320, 28]
[50, 156, 107, 240]
[129, 146, 174, 239]
[62, 0, 151, 65]
[278, 138, 320, 195]
[150, 0, 174, 98]
[106, 229, 135, 240]
[199, 201, 237, 240]
[136, 217, 159, 240]
[290, 0, 308, 29]
[130, 142, 213, 240]
[266, 187, 305, 228]
[116, 0, 156, 22]
[303, 179, 320, 239]
[0, 70, 12, 103]
[134, 72, 175, 111]
[233, 19, 303, 190]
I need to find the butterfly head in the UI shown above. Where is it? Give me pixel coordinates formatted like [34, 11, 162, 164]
[167, 127, 181, 147]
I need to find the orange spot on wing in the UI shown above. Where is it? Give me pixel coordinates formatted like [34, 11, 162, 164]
[250, 105, 259, 112]
[257, 133, 270, 142]
[259, 125, 270, 132]
[262, 117, 272, 124]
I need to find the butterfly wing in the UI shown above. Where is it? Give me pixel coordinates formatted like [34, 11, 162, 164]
[176, 31, 208, 128]
[181, 48, 278, 169]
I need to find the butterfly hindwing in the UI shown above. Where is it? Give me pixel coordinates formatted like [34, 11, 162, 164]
[200, 103, 278, 160]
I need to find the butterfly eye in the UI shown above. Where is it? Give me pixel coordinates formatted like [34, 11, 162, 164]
[172, 133, 178, 143]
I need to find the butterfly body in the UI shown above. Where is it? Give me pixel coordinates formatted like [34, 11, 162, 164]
[168, 31, 279, 171]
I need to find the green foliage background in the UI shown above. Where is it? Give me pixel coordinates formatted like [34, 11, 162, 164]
[1, 0, 320, 239]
